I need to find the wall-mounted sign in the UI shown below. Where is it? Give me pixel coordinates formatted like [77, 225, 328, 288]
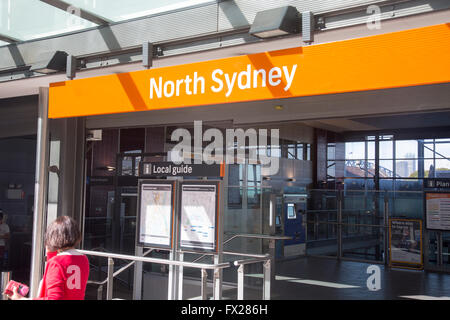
[178, 181, 220, 253]
[389, 219, 423, 267]
[140, 162, 223, 177]
[137, 180, 175, 249]
[425, 193, 450, 231]
[424, 178, 450, 190]
[48, 24, 450, 119]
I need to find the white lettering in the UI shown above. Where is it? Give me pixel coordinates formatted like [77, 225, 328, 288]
[193, 72, 205, 95]
[150, 77, 162, 99]
[224, 72, 237, 97]
[237, 64, 252, 90]
[253, 69, 267, 88]
[283, 64, 297, 91]
[268, 67, 282, 86]
[164, 80, 175, 97]
[66, 265, 81, 290]
[211, 69, 224, 93]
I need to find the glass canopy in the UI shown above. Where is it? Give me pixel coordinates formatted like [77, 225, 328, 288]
[0, 0, 214, 45]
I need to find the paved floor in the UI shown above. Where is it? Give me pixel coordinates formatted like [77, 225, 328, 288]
[84, 256, 450, 300]
[264, 256, 450, 300]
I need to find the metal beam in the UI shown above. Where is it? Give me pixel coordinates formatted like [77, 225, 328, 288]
[40, 0, 112, 25]
[0, 33, 20, 44]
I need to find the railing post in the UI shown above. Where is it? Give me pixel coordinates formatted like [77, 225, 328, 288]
[178, 252, 184, 300]
[263, 260, 271, 300]
[237, 264, 244, 300]
[106, 257, 114, 300]
[1, 271, 11, 300]
[213, 267, 221, 300]
[97, 285, 103, 300]
[337, 190, 343, 259]
[268, 239, 276, 284]
[201, 269, 208, 300]
[384, 193, 390, 265]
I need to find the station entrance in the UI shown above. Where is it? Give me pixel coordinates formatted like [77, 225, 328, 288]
[80, 109, 450, 300]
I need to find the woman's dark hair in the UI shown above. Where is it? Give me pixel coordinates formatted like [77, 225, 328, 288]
[45, 216, 81, 252]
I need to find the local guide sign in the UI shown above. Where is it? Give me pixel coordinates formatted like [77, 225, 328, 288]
[426, 193, 450, 231]
[389, 219, 423, 266]
[138, 181, 174, 248]
[179, 182, 219, 252]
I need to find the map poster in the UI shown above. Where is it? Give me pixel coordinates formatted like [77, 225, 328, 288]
[137, 180, 174, 248]
[179, 181, 220, 252]
[426, 193, 450, 231]
[389, 219, 423, 266]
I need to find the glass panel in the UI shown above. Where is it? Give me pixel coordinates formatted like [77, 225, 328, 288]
[435, 159, 450, 177]
[379, 140, 393, 159]
[424, 143, 434, 159]
[345, 160, 375, 178]
[395, 159, 418, 178]
[379, 179, 393, 191]
[297, 144, 304, 160]
[342, 226, 384, 262]
[327, 143, 335, 160]
[424, 159, 434, 178]
[287, 144, 296, 159]
[367, 141, 375, 160]
[345, 142, 365, 159]
[65, 0, 214, 22]
[396, 140, 418, 159]
[247, 187, 260, 209]
[379, 160, 394, 177]
[327, 161, 335, 178]
[435, 142, 450, 159]
[428, 231, 438, 266]
[0, 0, 96, 41]
[247, 164, 261, 187]
[390, 189, 423, 219]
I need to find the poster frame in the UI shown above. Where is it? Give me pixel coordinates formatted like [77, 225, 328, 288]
[177, 180, 221, 254]
[424, 191, 450, 232]
[136, 179, 176, 249]
[388, 218, 423, 268]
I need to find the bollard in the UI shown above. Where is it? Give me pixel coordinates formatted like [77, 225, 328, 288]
[1, 271, 11, 300]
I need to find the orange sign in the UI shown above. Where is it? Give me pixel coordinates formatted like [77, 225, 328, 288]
[49, 23, 450, 119]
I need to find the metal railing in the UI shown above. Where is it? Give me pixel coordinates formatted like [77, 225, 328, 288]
[80, 234, 291, 301]
[79, 249, 231, 301]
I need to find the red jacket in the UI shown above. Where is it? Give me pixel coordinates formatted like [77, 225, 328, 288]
[35, 249, 90, 300]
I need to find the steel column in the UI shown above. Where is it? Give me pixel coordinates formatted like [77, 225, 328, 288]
[1, 272, 11, 300]
[237, 265, 244, 300]
[262, 260, 271, 300]
[132, 246, 143, 300]
[337, 191, 343, 259]
[384, 194, 390, 265]
[201, 269, 208, 300]
[106, 258, 114, 300]
[29, 87, 50, 299]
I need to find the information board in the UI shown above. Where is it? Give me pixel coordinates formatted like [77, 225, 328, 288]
[137, 180, 175, 249]
[178, 181, 220, 252]
[425, 193, 450, 231]
[389, 219, 423, 266]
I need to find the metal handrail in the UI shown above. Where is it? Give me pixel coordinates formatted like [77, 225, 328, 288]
[79, 249, 230, 300]
[191, 233, 291, 263]
[79, 250, 230, 270]
[87, 249, 154, 287]
[234, 256, 270, 267]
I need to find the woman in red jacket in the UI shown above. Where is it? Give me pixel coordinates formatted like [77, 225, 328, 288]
[9, 216, 90, 300]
